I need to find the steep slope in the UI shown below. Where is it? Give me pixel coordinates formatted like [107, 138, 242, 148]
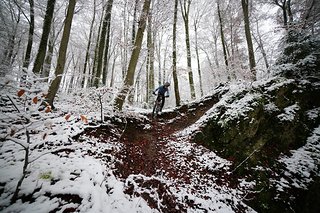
[73, 75, 320, 213]
[191, 77, 320, 212]
[74, 86, 254, 212]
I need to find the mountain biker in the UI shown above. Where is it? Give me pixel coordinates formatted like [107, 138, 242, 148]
[153, 82, 170, 112]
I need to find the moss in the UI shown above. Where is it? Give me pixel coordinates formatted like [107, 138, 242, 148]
[192, 78, 320, 212]
[39, 171, 53, 180]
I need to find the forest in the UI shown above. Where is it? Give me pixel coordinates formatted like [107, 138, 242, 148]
[0, 0, 320, 212]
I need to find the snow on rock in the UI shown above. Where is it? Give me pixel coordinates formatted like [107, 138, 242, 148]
[307, 107, 320, 120]
[277, 103, 300, 122]
[276, 126, 320, 190]
[175, 81, 261, 137]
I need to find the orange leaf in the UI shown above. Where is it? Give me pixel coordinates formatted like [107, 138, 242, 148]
[80, 115, 88, 124]
[17, 89, 25, 97]
[65, 114, 71, 121]
[32, 96, 38, 104]
[45, 106, 51, 113]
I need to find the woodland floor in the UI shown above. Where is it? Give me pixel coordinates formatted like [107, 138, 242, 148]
[73, 95, 250, 212]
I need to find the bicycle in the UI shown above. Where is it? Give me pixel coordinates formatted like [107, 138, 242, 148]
[152, 94, 169, 118]
[152, 95, 163, 118]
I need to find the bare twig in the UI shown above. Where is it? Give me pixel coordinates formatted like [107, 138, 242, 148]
[98, 93, 103, 122]
[11, 129, 30, 204]
[230, 148, 259, 174]
[7, 95, 20, 113]
[29, 146, 75, 163]
[118, 117, 128, 140]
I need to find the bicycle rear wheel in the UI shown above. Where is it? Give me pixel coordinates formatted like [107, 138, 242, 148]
[152, 103, 157, 118]
[152, 100, 161, 118]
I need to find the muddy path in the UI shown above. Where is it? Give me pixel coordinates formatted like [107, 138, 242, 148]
[74, 94, 239, 212]
[111, 95, 220, 179]
[78, 95, 222, 180]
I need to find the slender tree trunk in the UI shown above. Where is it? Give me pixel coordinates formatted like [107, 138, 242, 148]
[194, 20, 203, 97]
[146, 53, 149, 103]
[2, 9, 21, 69]
[241, 0, 256, 81]
[212, 27, 220, 68]
[32, 0, 56, 75]
[82, 0, 96, 88]
[121, 1, 129, 78]
[102, 0, 114, 86]
[114, 0, 151, 111]
[217, 1, 229, 69]
[287, 0, 293, 24]
[94, 2, 111, 88]
[109, 54, 117, 87]
[172, 0, 181, 106]
[146, 13, 154, 104]
[202, 48, 216, 80]
[162, 45, 167, 84]
[46, 0, 76, 108]
[22, 0, 34, 70]
[132, 0, 139, 45]
[254, 20, 269, 69]
[180, 0, 195, 99]
[91, 11, 104, 87]
[273, 0, 288, 28]
[42, 28, 54, 78]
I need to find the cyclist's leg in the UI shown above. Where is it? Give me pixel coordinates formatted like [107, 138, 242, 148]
[154, 95, 161, 116]
[160, 95, 165, 112]
[156, 94, 162, 102]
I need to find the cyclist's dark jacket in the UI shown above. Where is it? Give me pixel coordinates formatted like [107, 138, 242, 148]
[154, 85, 169, 96]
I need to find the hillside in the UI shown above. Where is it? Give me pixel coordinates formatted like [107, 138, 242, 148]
[1, 74, 319, 212]
[1, 28, 319, 212]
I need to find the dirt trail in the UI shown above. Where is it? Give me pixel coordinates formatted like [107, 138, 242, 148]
[77, 95, 228, 212]
[113, 95, 220, 179]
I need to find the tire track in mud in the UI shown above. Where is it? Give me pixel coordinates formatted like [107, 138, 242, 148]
[109, 95, 223, 212]
[75, 94, 228, 212]
[114, 95, 220, 180]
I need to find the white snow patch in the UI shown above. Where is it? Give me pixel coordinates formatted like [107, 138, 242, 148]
[276, 126, 320, 190]
[277, 103, 300, 122]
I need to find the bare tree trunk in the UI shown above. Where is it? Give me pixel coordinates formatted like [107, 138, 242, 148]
[22, 0, 34, 70]
[42, 28, 54, 78]
[82, 0, 96, 88]
[2, 6, 21, 70]
[193, 12, 204, 97]
[180, 0, 195, 99]
[212, 27, 220, 68]
[172, 0, 181, 106]
[102, 0, 114, 86]
[109, 54, 117, 87]
[114, 0, 151, 111]
[91, 11, 104, 87]
[121, 0, 129, 78]
[32, 0, 56, 75]
[94, 0, 113, 88]
[145, 53, 149, 103]
[146, 12, 154, 104]
[217, 1, 229, 69]
[287, 0, 293, 24]
[132, 0, 139, 45]
[46, 0, 76, 108]
[241, 0, 256, 81]
[254, 19, 269, 69]
[272, 0, 288, 28]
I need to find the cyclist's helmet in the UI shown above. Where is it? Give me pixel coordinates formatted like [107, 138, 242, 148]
[164, 82, 170, 87]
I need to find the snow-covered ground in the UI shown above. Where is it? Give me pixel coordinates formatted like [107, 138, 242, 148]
[1, 77, 320, 212]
